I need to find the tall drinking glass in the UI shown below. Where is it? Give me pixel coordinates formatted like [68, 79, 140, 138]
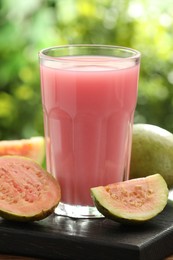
[39, 45, 140, 218]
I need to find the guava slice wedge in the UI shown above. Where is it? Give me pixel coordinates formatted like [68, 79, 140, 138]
[0, 156, 61, 222]
[91, 174, 168, 224]
[0, 137, 45, 165]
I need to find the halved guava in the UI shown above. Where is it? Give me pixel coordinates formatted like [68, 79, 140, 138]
[0, 156, 61, 222]
[0, 137, 45, 165]
[91, 174, 168, 224]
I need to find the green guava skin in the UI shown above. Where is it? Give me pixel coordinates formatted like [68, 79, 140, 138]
[130, 124, 173, 188]
[91, 174, 168, 224]
[91, 195, 145, 225]
[0, 205, 57, 222]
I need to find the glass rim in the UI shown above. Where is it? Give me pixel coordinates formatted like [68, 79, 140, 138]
[39, 44, 141, 62]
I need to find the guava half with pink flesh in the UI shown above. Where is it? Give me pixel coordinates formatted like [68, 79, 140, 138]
[0, 156, 61, 221]
[0, 137, 45, 165]
[91, 174, 168, 224]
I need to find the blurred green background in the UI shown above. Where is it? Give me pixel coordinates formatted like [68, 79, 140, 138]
[0, 0, 173, 140]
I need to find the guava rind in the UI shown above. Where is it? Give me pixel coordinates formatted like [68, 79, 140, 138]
[91, 174, 168, 224]
[0, 156, 61, 222]
[0, 204, 56, 222]
[130, 124, 173, 188]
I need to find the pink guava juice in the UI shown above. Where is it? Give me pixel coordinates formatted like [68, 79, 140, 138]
[40, 56, 140, 207]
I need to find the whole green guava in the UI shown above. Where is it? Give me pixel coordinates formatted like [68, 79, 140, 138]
[130, 124, 173, 188]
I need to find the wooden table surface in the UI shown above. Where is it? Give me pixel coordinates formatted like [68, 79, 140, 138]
[1, 202, 173, 260]
[0, 255, 172, 259]
[0, 256, 42, 259]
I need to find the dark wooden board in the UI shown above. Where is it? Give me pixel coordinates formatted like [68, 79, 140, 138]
[1, 202, 173, 260]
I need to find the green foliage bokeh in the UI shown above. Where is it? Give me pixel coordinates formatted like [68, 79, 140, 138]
[0, 0, 173, 140]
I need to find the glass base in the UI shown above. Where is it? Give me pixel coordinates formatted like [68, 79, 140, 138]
[55, 202, 104, 219]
